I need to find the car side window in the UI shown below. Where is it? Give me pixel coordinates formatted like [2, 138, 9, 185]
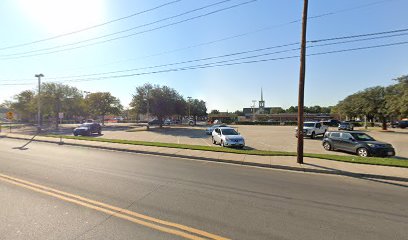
[330, 132, 340, 138]
[316, 123, 321, 128]
[341, 133, 352, 139]
[215, 128, 220, 134]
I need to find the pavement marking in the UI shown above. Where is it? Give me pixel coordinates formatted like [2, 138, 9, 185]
[0, 173, 229, 240]
[201, 138, 211, 146]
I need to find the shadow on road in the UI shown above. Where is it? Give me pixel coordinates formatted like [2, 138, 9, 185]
[303, 163, 408, 188]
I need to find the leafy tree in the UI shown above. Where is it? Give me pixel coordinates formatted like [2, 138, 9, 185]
[10, 90, 37, 122]
[285, 106, 298, 113]
[234, 110, 244, 116]
[130, 84, 185, 127]
[41, 83, 84, 128]
[269, 107, 285, 114]
[385, 75, 408, 118]
[210, 109, 220, 114]
[189, 99, 207, 123]
[85, 92, 123, 125]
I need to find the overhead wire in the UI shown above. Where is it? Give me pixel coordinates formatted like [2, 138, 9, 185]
[0, 0, 183, 51]
[0, 0, 254, 59]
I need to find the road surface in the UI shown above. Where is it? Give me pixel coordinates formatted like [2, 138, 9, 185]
[0, 137, 407, 239]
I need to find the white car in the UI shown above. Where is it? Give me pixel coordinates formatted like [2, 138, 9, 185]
[205, 124, 227, 135]
[211, 127, 245, 148]
[295, 121, 328, 139]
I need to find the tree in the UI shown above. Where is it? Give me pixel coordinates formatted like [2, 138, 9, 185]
[189, 99, 207, 123]
[10, 90, 36, 122]
[85, 92, 123, 125]
[269, 107, 285, 114]
[210, 109, 220, 114]
[286, 106, 298, 113]
[130, 84, 185, 127]
[41, 83, 84, 128]
[385, 75, 408, 118]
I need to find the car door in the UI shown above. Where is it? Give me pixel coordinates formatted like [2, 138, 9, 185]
[328, 132, 342, 149]
[315, 122, 323, 134]
[338, 132, 356, 152]
[213, 128, 221, 143]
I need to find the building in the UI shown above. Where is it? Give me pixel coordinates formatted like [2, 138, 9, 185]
[242, 88, 274, 116]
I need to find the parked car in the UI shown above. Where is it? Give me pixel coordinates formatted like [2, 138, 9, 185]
[322, 131, 395, 157]
[148, 119, 163, 126]
[164, 119, 172, 125]
[211, 127, 245, 148]
[321, 119, 341, 127]
[295, 121, 328, 139]
[73, 122, 102, 136]
[205, 124, 228, 135]
[398, 120, 408, 129]
[338, 122, 354, 131]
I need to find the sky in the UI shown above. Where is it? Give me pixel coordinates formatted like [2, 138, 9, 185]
[0, 0, 407, 112]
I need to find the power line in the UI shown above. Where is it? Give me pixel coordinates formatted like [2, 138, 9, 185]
[0, 0, 183, 51]
[2, 27, 408, 83]
[0, 0, 395, 60]
[35, 28, 408, 80]
[0, 0, 253, 59]
[55, 40, 408, 83]
[2, 40, 407, 86]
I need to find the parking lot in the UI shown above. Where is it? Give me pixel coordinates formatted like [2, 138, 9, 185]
[85, 124, 408, 158]
[7, 123, 407, 158]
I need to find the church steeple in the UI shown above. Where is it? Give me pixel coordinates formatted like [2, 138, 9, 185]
[259, 87, 265, 112]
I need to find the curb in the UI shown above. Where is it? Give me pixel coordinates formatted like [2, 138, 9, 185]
[2, 135, 408, 183]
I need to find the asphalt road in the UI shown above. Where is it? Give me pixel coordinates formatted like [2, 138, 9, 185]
[0, 138, 407, 240]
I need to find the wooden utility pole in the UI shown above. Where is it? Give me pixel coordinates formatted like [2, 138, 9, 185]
[297, 0, 308, 164]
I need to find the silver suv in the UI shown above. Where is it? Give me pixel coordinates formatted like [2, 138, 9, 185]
[211, 127, 245, 148]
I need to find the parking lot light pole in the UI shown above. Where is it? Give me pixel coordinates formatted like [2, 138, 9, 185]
[297, 0, 308, 164]
[35, 73, 44, 133]
[187, 96, 192, 119]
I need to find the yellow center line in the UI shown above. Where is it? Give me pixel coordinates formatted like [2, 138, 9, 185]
[0, 173, 230, 240]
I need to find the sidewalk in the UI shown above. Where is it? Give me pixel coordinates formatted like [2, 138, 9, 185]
[1, 133, 407, 183]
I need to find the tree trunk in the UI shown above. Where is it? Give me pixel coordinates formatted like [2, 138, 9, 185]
[102, 115, 105, 126]
[382, 117, 387, 130]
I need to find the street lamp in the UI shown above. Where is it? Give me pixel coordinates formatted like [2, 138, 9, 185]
[187, 96, 192, 119]
[35, 73, 44, 133]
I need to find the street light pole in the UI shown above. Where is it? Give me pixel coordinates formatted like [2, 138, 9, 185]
[35, 74, 44, 133]
[187, 96, 192, 119]
[296, 0, 309, 164]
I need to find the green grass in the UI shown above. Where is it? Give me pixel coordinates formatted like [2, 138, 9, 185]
[46, 135, 408, 168]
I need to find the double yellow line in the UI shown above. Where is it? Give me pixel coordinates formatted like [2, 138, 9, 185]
[0, 173, 229, 240]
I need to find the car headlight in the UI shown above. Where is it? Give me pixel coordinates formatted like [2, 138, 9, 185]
[367, 143, 378, 148]
[225, 137, 230, 141]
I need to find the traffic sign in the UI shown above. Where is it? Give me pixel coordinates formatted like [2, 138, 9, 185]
[6, 111, 14, 120]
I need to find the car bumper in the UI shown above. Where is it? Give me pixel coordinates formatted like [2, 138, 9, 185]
[368, 147, 395, 157]
[73, 130, 90, 135]
[224, 140, 245, 147]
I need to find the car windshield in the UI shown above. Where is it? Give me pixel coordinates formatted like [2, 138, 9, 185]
[351, 133, 375, 141]
[304, 123, 315, 127]
[80, 124, 91, 128]
[221, 129, 238, 135]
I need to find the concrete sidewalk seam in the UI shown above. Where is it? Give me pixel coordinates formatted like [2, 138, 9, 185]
[2, 135, 408, 183]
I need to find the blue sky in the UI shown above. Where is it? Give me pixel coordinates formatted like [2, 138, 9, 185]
[1, 0, 407, 112]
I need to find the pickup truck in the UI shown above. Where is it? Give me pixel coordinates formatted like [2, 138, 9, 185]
[295, 121, 328, 139]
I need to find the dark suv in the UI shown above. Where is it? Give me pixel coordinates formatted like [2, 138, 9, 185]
[322, 131, 395, 157]
[73, 122, 102, 136]
[398, 120, 408, 129]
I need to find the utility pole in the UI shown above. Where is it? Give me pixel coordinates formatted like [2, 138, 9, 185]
[296, 0, 308, 164]
[35, 74, 44, 133]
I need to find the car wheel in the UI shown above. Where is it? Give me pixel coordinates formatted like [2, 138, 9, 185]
[310, 132, 315, 139]
[357, 148, 369, 157]
[73, 133, 78, 136]
[98, 130, 102, 135]
[212, 137, 216, 144]
[323, 142, 332, 151]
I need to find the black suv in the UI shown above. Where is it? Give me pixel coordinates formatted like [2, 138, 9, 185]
[73, 123, 102, 136]
[398, 120, 408, 129]
[322, 131, 395, 157]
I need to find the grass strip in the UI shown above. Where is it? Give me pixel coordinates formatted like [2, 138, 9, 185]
[46, 135, 408, 168]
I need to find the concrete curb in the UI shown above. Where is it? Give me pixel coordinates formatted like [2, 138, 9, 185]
[2, 135, 408, 183]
